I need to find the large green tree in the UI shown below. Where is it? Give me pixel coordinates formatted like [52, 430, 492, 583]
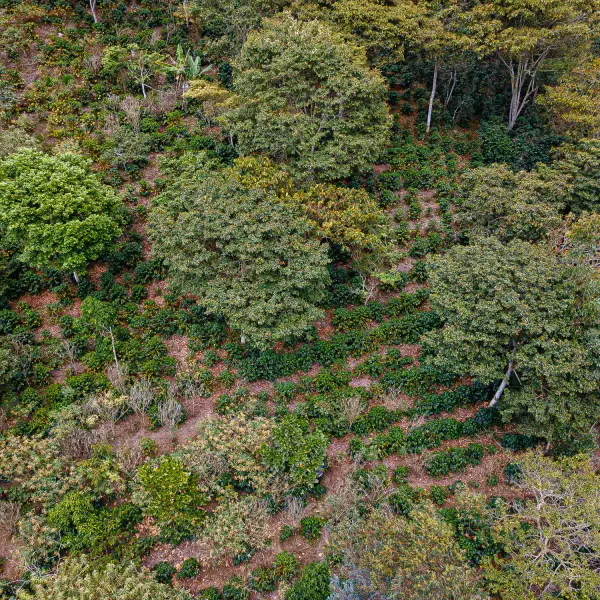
[456, 163, 564, 243]
[471, 0, 598, 130]
[424, 238, 600, 440]
[213, 15, 391, 181]
[149, 165, 330, 348]
[0, 150, 122, 279]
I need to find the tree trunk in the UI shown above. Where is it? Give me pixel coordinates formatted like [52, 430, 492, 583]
[89, 0, 98, 23]
[426, 61, 439, 134]
[141, 78, 147, 99]
[109, 327, 120, 371]
[488, 361, 513, 408]
[73, 270, 79, 284]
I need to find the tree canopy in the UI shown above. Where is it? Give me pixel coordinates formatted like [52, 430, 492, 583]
[424, 238, 600, 441]
[149, 164, 330, 348]
[0, 150, 123, 275]
[216, 15, 391, 181]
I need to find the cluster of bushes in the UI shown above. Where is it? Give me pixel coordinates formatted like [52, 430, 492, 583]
[235, 312, 441, 381]
[424, 443, 485, 477]
[331, 289, 429, 331]
[350, 407, 500, 459]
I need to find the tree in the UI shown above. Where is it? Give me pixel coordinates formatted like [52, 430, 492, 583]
[17, 556, 190, 600]
[456, 163, 564, 243]
[473, 0, 598, 130]
[290, 183, 392, 258]
[329, 503, 488, 599]
[136, 456, 206, 532]
[149, 166, 330, 348]
[102, 45, 169, 98]
[424, 238, 600, 441]
[552, 139, 600, 214]
[484, 452, 600, 600]
[322, 0, 425, 66]
[0, 150, 122, 279]
[190, 0, 288, 59]
[418, 0, 474, 133]
[210, 15, 391, 182]
[540, 57, 600, 140]
[225, 156, 393, 258]
[0, 336, 18, 391]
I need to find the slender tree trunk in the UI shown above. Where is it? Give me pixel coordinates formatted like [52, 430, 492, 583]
[489, 361, 513, 408]
[141, 78, 147, 99]
[73, 270, 79, 284]
[426, 61, 439, 134]
[89, 0, 98, 23]
[108, 327, 120, 371]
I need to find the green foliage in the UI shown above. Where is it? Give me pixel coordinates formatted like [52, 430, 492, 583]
[0, 150, 122, 273]
[425, 238, 600, 441]
[18, 556, 190, 599]
[177, 557, 200, 579]
[152, 561, 176, 584]
[299, 515, 326, 542]
[150, 166, 330, 349]
[284, 562, 331, 600]
[220, 15, 391, 181]
[424, 443, 484, 477]
[456, 163, 563, 243]
[484, 453, 600, 599]
[136, 456, 205, 536]
[272, 551, 299, 582]
[329, 503, 486, 599]
[261, 415, 328, 491]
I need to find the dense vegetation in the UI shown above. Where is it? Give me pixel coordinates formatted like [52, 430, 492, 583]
[0, 0, 599, 599]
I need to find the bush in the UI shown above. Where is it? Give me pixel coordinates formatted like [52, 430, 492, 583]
[280, 525, 294, 542]
[249, 566, 276, 593]
[424, 443, 484, 477]
[284, 562, 331, 600]
[153, 561, 176, 584]
[299, 516, 326, 542]
[177, 557, 200, 579]
[272, 551, 299, 582]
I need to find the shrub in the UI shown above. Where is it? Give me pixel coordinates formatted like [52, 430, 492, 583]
[429, 485, 450, 506]
[280, 525, 294, 542]
[249, 566, 276, 593]
[177, 557, 200, 579]
[392, 466, 409, 485]
[284, 562, 331, 600]
[272, 551, 299, 582]
[300, 515, 326, 542]
[153, 561, 176, 584]
[424, 443, 484, 477]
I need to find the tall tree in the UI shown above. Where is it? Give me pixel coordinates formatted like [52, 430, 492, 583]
[419, 0, 474, 133]
[195, 15, 391, 182]
[149, 165, 330, 348]
[424, 238, 600, 441]
[484, 452, 600, 600]
[329, 503, 488, 599]
[540, 57, 600, 140]
[190, 0, 289, 59]
[456, 163, 564, 243]
[0, 150, 122, 280]
[472, 0, 597, 130]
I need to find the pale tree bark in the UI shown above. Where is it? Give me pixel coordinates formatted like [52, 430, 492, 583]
[503, 51, 549, 130]
[488, 360, 513, 408]
[426, 61, 440, 134]
[89, 0, 98, 23]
